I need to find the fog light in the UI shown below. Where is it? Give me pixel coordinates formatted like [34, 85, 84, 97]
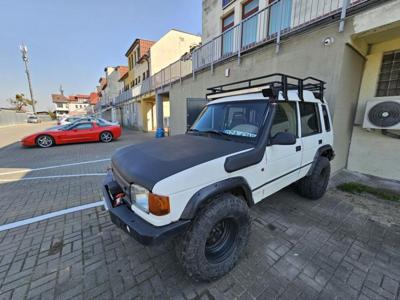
[149, 194, 170, 216]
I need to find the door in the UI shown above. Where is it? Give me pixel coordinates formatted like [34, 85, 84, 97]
[242, 0, 259, 47]
[260, 102, 302, 199]
[65, 122, 95, 143]
[187, 98, 208, 129]
[268, 0, 292, 36]
[298, 102, 323, 178]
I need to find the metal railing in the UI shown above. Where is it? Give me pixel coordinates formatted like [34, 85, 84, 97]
[193, 0, 367, 72]
[111, 0, 368, 107]
[114, 58, 193, 104]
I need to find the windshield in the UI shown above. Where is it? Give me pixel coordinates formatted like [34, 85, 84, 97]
[190, 100, 269, 142]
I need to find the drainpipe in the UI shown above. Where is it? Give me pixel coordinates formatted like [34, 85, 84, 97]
[155, 91, 165, 138]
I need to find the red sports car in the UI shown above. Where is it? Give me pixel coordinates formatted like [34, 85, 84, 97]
[21, 121, 122, 148]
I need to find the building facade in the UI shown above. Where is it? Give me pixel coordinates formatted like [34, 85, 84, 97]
[167, 0, 400, 181]
[52, 94, 91, 118]
[98, 66, 128, 121]
[114, 30, 201, 132]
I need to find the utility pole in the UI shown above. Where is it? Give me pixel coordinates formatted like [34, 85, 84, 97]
[20, 44, 36, 114]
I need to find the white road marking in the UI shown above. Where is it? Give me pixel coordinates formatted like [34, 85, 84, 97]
[0, 158, 110, 176]
[0, 173, 107, 182]
[0, 201, 105, 232]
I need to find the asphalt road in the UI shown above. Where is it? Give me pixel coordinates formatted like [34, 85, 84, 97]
[0, 122, 56, 149]
[0, 124, 399, 299]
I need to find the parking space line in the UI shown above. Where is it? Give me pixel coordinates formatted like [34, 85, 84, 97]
[0, 201, 105, 232]
[0, 158, 110, 176]
[0, 173, 107, 182]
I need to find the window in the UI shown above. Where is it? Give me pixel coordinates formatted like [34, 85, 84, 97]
[222, 12, 235, 55]
[191, 100, 269, 141]
[222, 0, 234, 7]
[242, 0, 258, 19]
[299, 102, 321, 137]
[57, 103, 63, 108]
[321, 105, 331, 132]
[376, 50, 400, 97]
[222, 12, 234, 32]
[270, 102, 297, 138]
[73, 123, 93, 130]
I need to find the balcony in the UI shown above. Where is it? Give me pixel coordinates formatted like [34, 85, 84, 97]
[114, 58, 193, 105]
[193, 0, 369, 72]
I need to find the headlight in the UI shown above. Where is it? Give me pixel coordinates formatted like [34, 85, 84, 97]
[130, 184, 170, 216]
[130, 184, 149, 213]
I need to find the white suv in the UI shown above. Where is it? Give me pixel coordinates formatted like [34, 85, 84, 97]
[103, 74, 334, 281]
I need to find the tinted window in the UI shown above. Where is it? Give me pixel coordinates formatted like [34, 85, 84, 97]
[270, 102, 297, 138]
[299, 103, 321, 137]
[73, 123, 93, 130]
[322, 105, 331, 132]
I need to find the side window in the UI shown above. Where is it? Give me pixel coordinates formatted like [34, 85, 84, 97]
[74, 123, 93, 130]
[270, 102, 297, 138]
[321, 105, 331, 132]
[299, 102, 321, 137]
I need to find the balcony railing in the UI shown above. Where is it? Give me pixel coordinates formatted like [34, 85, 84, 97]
[109, 0, 369, 108]
[193, 0, 368, 72]
[114, 58, 193, 104]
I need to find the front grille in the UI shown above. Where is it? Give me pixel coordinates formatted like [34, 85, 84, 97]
[112, 162, 131, 197]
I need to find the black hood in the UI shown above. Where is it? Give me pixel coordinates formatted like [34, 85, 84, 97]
[111, 134, 252, 190]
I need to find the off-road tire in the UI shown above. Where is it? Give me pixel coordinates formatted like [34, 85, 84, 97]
[175, 193, 250, 282]
[297, 156, 330, 200]
[36, 135, 54, 148]
[100, 131, 113, 143]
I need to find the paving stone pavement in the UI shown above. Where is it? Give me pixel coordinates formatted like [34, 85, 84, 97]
[0, 127, 399, 299]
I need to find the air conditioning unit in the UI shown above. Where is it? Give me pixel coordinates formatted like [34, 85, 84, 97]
[363, 100, 400, 130]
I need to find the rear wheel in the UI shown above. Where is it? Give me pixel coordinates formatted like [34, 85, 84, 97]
[175, 194, 250, 281]
[36, 135, 54, 148]
[296, 156, 330, 199]
[100, 131, 113, 143]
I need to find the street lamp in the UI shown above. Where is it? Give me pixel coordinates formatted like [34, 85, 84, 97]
[19, 44, 36, 114]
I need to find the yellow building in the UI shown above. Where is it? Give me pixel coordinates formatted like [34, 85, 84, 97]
[116, 30, 201, 132]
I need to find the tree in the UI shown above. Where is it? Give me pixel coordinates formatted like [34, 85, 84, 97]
[7, 93, 36, 112]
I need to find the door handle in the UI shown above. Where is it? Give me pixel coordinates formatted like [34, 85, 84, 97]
[319, 139, 323, 144]
[296, 146, 301, 152]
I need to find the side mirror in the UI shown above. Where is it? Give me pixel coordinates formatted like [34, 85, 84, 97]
[270, 132, 296, 145]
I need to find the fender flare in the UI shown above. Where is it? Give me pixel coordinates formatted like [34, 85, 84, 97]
[180, 177, 254, 220]
[307, 145, 335, 176]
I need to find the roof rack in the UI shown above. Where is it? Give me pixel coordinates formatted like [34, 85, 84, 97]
[206, 73, 325, 103]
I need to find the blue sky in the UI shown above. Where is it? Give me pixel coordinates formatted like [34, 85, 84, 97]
[0, 0, 202, 110]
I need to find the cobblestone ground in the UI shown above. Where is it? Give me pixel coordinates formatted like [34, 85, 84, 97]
[0, 126, 399, 299]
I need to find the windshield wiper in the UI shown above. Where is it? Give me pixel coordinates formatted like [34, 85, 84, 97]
[201, 130, 233, 140]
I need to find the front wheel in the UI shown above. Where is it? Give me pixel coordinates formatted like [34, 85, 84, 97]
[100, 131, 113, 143]
[175, 194, 250, 281]
[36, 135, 54, 148]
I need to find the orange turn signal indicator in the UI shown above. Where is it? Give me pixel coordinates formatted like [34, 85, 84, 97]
[149, 193, 170, 216]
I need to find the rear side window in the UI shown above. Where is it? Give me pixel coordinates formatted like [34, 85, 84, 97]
[322, 105, 331, 132]
[299, 102, 321, 137]
[74, 123, 93, 130]
[270, 102, 297, 138]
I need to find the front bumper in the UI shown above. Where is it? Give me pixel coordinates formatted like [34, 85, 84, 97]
[103, 172, 190, 245]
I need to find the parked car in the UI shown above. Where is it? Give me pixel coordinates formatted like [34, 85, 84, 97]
[21, 121, 122, 148]
[102, 73, 335, 281]
[57, 116, 82, 126]
[27, 115, 41, 123]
